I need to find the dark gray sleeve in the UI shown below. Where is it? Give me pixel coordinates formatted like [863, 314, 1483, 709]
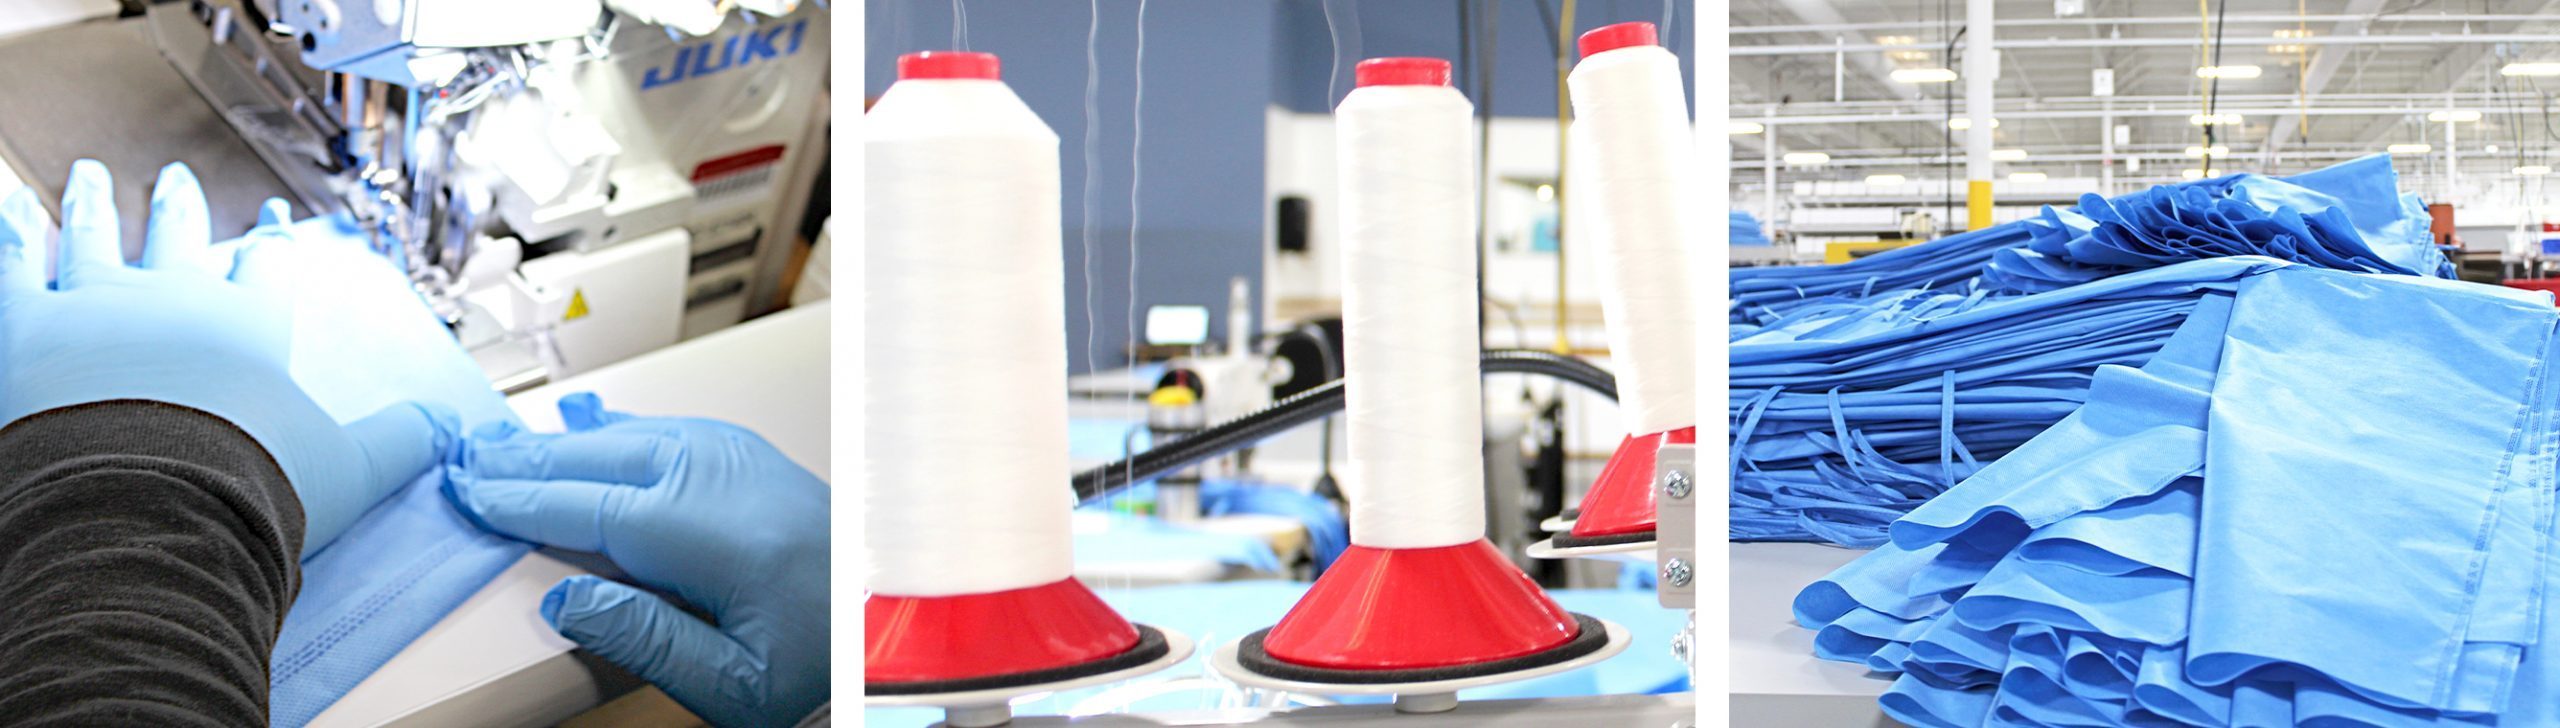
[0, 400, 303, 726]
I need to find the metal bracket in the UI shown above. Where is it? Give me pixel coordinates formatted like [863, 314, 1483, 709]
[1654, 443, 1696, 609]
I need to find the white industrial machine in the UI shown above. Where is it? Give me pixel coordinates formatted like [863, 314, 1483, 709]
[0, 4, 833, 722]
[0, 0, 830, 387]
[1156, 277, 1282, 424]
[284, 0, 830, 384]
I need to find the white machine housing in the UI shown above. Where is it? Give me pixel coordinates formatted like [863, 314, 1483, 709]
[274, 0, 829, 380]
[275, 0, 601, 86]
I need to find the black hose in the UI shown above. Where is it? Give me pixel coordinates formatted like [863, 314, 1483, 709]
[1072, 349, 1619, 503]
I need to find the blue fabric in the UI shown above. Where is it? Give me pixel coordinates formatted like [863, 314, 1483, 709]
[1993, 165, 2441, 292]
[1733, 223, 2024, 328]
[1072, 511, 1287, 574]
[1732, 260, 2272, 545]
[1729, 155, 2455, 546]
[248, 215, 531, 727]
[1732, 210, 1773, 246]
[1732, 154, 2453, 328]
[1793, 264, 2560, 725]
[861, 583, 1687, 726]
[1073, 415, 1349, 570]
[1199, 479, 1350, 570]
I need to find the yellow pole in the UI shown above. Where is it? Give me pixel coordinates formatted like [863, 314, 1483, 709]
[1967, 180, 1994, 230]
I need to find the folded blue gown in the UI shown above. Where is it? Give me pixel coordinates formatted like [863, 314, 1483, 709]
[1733, 210, 1774, 247]
[1794, 263, 2560, 726]
[1731, 156, 2455, 545]
[1732, 259, 2275, 544]
[1733, 154, 2450, 328]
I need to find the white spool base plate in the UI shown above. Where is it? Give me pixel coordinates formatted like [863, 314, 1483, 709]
[1538, 515, 1576, 532]
[1205, 618, 1631, 709]
[863, 626, 1195, 726]
[1526, 536, 1656, 560]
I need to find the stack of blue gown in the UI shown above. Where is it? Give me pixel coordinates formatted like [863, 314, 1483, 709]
[1733, 263, 2240, 545]
[1795, 264, 2560, 726]
[1733, 155, 2448, 329]
[1733, 224, 2024, 331]
[1734, 210, 1775, 246]
[1732, 155, 2455, 545]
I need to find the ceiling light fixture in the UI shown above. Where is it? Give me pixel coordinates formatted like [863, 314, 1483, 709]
[2270, 29, 2312, 55]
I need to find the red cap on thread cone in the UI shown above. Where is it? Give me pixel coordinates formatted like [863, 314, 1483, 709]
[865, 577, 1141, 683]
[1261, 540, 1580, 669]
[1578, 22, 1658, 59]
[1567, 426, 1698, 539]
[898, 51, 1001, 81]
[1353, 57, 1453, 87]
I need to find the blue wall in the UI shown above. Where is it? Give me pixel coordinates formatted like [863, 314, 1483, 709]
[1272, 0, 1693, 117]
[869, 0, 1279, 374]
[867, 0, 1693, 373]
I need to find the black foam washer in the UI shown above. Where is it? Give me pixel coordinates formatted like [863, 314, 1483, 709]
[866, 624, 1172, 696]
[1556, 507, 1581, 521]
[1549, 528, 1654, 549]
[1234, 614, 1609, 684]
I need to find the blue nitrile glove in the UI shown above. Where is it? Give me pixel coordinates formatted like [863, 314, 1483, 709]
[443, 393, 828, 728]
[0, 159, 458, 557]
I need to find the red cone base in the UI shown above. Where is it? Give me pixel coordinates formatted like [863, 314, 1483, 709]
[1263, 540, 1579, 669]
[1568, 426, 1698, 539]
[866, 577, 1141, 684]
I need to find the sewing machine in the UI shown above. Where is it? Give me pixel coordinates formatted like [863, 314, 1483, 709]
[0, 2, 831, 723]
[0, 0, 830, 388]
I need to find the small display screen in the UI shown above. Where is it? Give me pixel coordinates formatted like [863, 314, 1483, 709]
[1145, 305, 1211, 346]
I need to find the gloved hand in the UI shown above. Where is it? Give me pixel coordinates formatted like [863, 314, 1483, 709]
[0, 160, 458, 557]
[444, 393, 828, 728]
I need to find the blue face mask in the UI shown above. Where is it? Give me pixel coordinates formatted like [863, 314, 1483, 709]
[1794, 265, 2560, 725]
[232, 215, 533, 727]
